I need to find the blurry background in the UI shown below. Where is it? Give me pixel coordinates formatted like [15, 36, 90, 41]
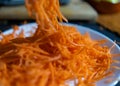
[0, 0, 120, 85]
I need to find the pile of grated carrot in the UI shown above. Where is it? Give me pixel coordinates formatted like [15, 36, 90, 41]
[0, 0, 117, 86]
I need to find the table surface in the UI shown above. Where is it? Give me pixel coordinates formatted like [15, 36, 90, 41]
[0, 20, 120, 86]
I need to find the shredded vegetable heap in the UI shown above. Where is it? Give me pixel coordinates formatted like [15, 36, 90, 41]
[0, 0, 113, 86]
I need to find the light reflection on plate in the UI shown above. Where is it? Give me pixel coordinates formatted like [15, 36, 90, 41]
[3, 23, 120, 86]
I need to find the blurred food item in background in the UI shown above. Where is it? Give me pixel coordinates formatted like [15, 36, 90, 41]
[86, 0, 120, 14]
[0, 0, 98, 20]
[97, 13, 120, 35]
[85, 0, 120, 36]
[96, 0, 119, 3]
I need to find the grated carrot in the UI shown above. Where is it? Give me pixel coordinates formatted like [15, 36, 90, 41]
[0, 0, 119, 86]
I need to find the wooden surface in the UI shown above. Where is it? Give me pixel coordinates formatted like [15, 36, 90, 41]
[97, 13, 120, 35]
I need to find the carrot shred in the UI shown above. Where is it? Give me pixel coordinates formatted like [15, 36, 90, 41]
[0, 0, 119, 86]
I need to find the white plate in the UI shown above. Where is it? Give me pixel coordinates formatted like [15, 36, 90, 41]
[3, 23, 120, 86]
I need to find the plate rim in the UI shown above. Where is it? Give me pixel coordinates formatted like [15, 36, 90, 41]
[3, 22, 120, 49]
[2, 22, 120, 86]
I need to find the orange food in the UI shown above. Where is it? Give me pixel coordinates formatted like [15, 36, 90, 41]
[0, 0, 116, 86]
